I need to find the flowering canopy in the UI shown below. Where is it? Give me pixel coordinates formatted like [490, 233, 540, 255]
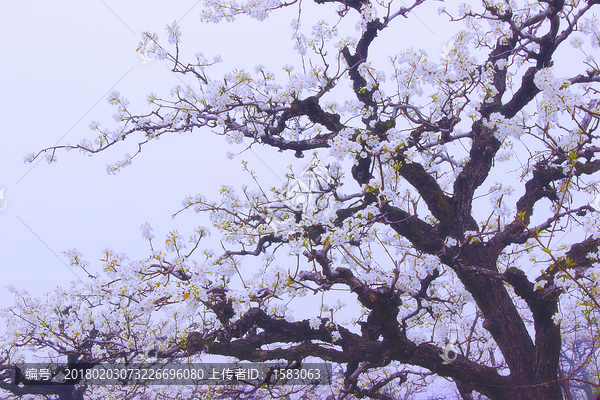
[5, 0, 600, 399]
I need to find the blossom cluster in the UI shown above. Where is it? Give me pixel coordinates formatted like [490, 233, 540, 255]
[356, 3, 377, 31]
[200, 0, 282, 22]
[106, 153, 133, 175]
[534, 68, 582, 131]
[166, 21, 182, 45]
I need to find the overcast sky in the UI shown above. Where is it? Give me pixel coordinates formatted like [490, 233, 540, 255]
[0, 1, 454, 317]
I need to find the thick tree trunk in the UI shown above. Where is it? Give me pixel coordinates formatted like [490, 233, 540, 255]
[452, 246, 564, 400]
